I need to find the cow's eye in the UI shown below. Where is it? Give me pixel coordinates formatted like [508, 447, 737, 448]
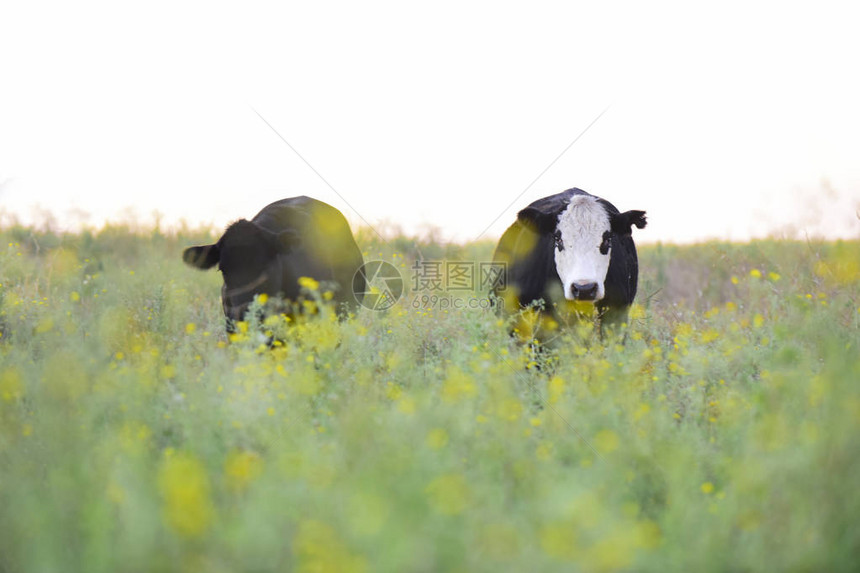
[599, 231, 611, 255]
[553, 230, 564, 251]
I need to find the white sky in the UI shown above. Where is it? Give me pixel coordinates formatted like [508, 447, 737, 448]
[1, 0, 859, 243]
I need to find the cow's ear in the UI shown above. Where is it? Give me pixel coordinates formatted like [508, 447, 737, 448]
[517, 206, 558, 234]
[275, 229, 302, 253]
[183, 244, 220, 269]
[610, 210, 647, 236]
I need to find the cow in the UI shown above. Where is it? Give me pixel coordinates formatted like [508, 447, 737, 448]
[492, 188, 646, 340]
[182, 196, 365, 329]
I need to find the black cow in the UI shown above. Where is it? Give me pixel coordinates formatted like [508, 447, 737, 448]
[183, 196, 365, 327]
[492, 188, 646, 338]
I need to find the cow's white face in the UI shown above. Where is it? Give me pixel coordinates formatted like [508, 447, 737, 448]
[553, 196, 612, 302]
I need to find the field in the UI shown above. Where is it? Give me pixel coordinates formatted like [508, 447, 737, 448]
[1, 224, 858, 572]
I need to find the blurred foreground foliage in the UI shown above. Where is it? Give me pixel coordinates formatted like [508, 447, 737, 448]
[1, 223, 858, 572]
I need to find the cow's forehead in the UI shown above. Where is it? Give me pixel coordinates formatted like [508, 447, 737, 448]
[217, 223, 273, 275]
[556, 195, 610, 240]
[221, 220, 266, 249]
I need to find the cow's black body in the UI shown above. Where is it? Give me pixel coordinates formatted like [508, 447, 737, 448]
[492, 188, 646, 336]
[183, 196, 365, 327]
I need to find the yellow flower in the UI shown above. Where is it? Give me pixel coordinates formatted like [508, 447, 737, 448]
[158, 451, 215, 538]
[298, 276, 320, 291]
[34, 316, 54, 333]
[0, 368, 23, 402]
[185, 322, 196, 334]
[701, 482, 715, 494]
[629, 303, 646, 320]
[540, 522, 580, 560]
[425, 428, 449, 450]
[768, 272, 781, 282]
[634, 403, 651, 421]
[385, 383, 402, 401]
[496, 397, 523, 422]
[425, 474, 470, 515]
[225, 450, 264, 492]
[293, 520, 367, 573]
[814, 250, 860, 285]
[749, 269, 762, 279]
[595, 429, 620, 454]
[535, 442, 553, 461]
[700, 329, 720, 343]
[548, 376, 565, 404]
[293, 372, 322, 396]
[441, 368, 477, 403]
[397, 396, 416, 415]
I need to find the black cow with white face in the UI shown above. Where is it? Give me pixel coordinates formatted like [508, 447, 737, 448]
[183, 196, 365, 328]
[492, 188, 646, 337]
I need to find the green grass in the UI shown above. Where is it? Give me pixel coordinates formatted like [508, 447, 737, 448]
[1, 225, 858, 572]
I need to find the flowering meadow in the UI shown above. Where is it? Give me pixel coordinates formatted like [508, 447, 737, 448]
[1, 225, 858, 572]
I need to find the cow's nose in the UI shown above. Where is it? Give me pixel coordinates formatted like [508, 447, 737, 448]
[570, 282, 598, 301]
